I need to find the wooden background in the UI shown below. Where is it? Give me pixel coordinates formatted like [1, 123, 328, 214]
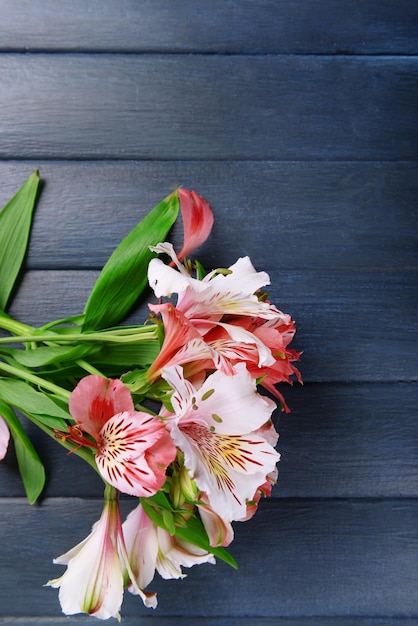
[0, 1, 417, 624]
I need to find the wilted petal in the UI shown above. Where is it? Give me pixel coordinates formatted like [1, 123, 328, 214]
[0, 415, 10, 461]
[69, 375, 134, 441]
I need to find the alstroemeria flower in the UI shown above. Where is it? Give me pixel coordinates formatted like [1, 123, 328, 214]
[149, 249, 283, 327]
[147, 302, 234, 383]
[203, 316, 302, 410]
[176, 188, 214, 261]
[148, 246, 300, 385]
[123, 502, 215, 604]
[161, 363, 280, 521]
[47, 492, 157, 620]
[66, 375, 176, 497]
[0, 415, 10, 460]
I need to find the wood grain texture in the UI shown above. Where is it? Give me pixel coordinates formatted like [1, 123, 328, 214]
[0, 1, 417, 623]
[0, 615, 416, 626]
[0, 498, 417, 619]
[6, 268, 417, 383]
[0, 55, 417, 160]
[1, 383, 416, 499]
[0, 0, 417, 54]
[0, 161, 416, 272]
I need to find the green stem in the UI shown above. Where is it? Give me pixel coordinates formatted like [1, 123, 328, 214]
[0, 360, 71, 400]
[76, 359, 105, 377]
[0, 326, 158, 346]
[104, 482, 119, 502]
[0, 310, 34, 336]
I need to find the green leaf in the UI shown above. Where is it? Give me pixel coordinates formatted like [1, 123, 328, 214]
[0, 171, 40, 310]
[82, 191, 179, 331]
[0, 378, 69, 430]
[91, 340, 159, 367]
[6, 343, 101, 368]
[0, 401, 45, 503]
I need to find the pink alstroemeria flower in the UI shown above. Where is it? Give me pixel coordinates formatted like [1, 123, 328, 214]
[148, 245, 301, 405]
[161, 363, 280, 521]
[203, 316, 302, 411]
[147, 302, 233, 383]
[176, 188, 214, 261]
[123, 502, 215, 605]
[66, 375, 176, 497]
[47, 491, 156, 620]
[0, 415, 10, 460]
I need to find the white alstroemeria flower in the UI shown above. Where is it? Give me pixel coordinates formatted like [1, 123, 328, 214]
[47, 493, 156, 620]
[123, 502, 215, 601]
[0, 415, 10, 460]
[148, 246, 284, 323]
[161, 363, 280, 521]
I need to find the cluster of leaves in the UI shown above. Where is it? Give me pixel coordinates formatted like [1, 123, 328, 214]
[0, 172, 179, 503]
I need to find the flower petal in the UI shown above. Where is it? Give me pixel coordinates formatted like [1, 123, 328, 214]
[47, 498, 124, 620]
[176, 188, 214, 261]
[148, 257, 205, 299]
[123, 503, 159, 592]
[69, 375, 134, 441]
[170, 421, 280, 520]
[197, 495, 235, 547]
[155, 528, 215, 579]
[162, 363, 275, 435]
[95, 411, 175, 497]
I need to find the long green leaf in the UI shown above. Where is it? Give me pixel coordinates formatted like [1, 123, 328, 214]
[0, 400, 45, 504]
[82, 191, 179, 331]
[0, 378, 69, 430]
[5, 343, 101, 368]
[0, 171, 40, 310]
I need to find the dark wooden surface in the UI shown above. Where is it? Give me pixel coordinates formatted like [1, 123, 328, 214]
[0, 2, 417, 624]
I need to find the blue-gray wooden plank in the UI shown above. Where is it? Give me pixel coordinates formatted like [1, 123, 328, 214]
[0, 498, 417, 619]
[0, 161, 416, 272]
[0, 55, 417, 160]
[1, 383, 416, 499]
[0, 0, 417, 54]
[0, 615, 417, 626]
[6, 268, 417, 383]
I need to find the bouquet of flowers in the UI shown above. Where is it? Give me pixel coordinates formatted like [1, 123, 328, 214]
[0, 171, 301, 620]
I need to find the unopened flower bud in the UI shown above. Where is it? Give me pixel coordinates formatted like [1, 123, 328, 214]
[170, 476, 185, 510]
[180, 466, 197, 502]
